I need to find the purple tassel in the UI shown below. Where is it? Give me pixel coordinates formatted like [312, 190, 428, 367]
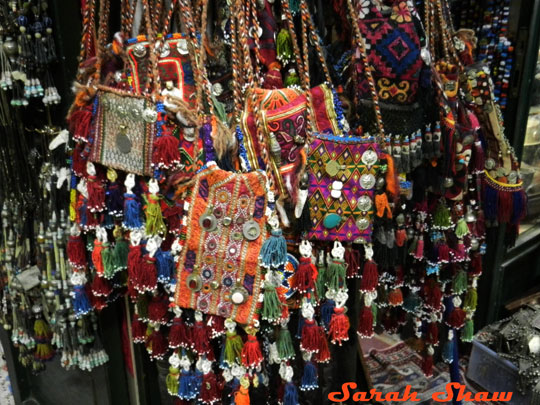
[300, 361, 318, 391]
[511, 189, 527, 225]
[483, 185, 498, 221]
[284, 382, 299, 405]
[72, 285, 92, 317]
[123, 193, 142, 229]
[320, 300, 335, 331]
[106, 182, 124, 218]
[155, 249, 174, 284]
[201, 122, 216, 163]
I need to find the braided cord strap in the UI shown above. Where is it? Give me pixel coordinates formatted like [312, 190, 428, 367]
[345, 0, 386, 144]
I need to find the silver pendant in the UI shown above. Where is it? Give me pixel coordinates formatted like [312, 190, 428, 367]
[361, 149, 378, 166]
[360, 173, 376, 190]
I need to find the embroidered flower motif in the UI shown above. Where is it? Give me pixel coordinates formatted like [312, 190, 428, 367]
[358, 0, 371, 19]
[391, 2, 412, 23]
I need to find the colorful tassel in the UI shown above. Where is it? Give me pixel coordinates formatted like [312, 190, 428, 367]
[300, 319, 321, 353]
[358, 305, 374, 338]
[300, 361, 318, 391]
[168, 317, 191, 349]
[326, 258, 346, 292]
[67, 234, 86, 269]
[146, 328, 168, 360]
[34, 319, 54, 361]
[234, 385, 250, 405]
[359, 260, 378, 292]
[314, 327, 331, 363]
[464, 287, 478, 311]
[261, 284, 283, 323]
[131, 313, 147, 343]
[152, 134, 181, 169]
[91, 239, 104, 276]
[224, 329, 243, 366]
[123, 193, 143, 229]
[328, 307, 350, 345]
[145, 194, 167, 236]
[455, 218, 469, 238]
[462, 318, 474, 342]
[320, 299, 336, 330]
[112, 237, 129, 272]
[284, 382, 299, 405]
[200, 370, 220, 404]
[241, 333, 263, 369]
[276, 28, 293, 63]
[295, 257, 317, 294]
[73, 284, 92, 317]
[277, 327, 295, 361]
[155, 249, 174, 284]
[166, 366, 180, 395]
[259, 229, 287, 268]
[452, 269, 468, 295]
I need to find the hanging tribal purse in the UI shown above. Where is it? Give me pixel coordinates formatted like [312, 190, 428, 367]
[352, 0, 427, 174]
[85, 0, 164, 176]
[123, 0, 197, 110]
[174, 164, 268, 326]
[306, 134, 382, 243]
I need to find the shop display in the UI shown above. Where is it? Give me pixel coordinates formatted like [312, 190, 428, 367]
[0, 0, 532, 403]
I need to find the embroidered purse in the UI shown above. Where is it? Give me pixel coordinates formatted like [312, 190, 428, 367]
[174, 164, 268, 326]
[306, 133, 381, 243]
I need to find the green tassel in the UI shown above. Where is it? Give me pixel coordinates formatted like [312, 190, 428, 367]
[452, 269, 468, 295]
[224, 330, 243, 365]
[284, 71, 301, 87]
[276, 28, 293, 63]
[326, 259, 346, 292]
[462, 319, 474, 342]
[403, 292, 422, 313]
[136, 296, 149, 320]
[316, 261, 327, 299]
[113, 237, 129, 271]
[277, 328, 295, 361]
[289, 0, 300, 14]
[145, 198, 167, 236]
[261, 284, 283, 322]
[463, 288, 478, 311]
[455, 218, 469, 239]
[102, 244, 115, 279]
[433, 201, 453, 229]
[166, 367, 180, 395]
[371, 304, 377, 325]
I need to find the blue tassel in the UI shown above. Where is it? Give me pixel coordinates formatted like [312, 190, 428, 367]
[484, 185, 498, 221]
[296, 316, 305, 339]
[178, 370, 198, 400]
[155, 249, 174, 284]
[72, 285, 92, 317]
[259, 229, 287, 268]
[443, 296, 454, 320]
[512, 189, 527, 225]
[300, 361, 318, 391]
[123, 193, 143, 229]
[284, 382, 299, 405]
[442, 339, 454, 364]
[320, 300, 335, 331]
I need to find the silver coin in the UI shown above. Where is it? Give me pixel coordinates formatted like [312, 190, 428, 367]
[243, 220, 261, 241]
[160, 42, 171, 58]
[116, 132, 132, 154]
[356, 217, 370, 231]
[142, 107, 158, 123]
[132, 43, 147, 58]
[360, 173, 376, 189]
[508, 171, 518, 184]
[485, 158, 496, 170]
[362, 149, 378, 166]
[358, 195, 372, 212]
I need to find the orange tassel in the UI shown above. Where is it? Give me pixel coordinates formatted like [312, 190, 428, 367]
[235, 385, 250, 405]
[375, 193, 392, 219]
[92, 240, 104, 276]
[383, 153, 399, 198]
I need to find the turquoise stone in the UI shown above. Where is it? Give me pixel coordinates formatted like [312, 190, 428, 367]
[323, 213, 341, 229]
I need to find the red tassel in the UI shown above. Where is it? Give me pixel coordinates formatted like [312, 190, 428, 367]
[152, 134, 181, 169]
[168, 317, 192, 349]
[148, 295, 169, 325]
[201, 370, 221, 404]
[427, 322, 439, 346]
[263, 66, 284, 89]
[69, 108, 93, 142]
[446, 307, 466, 329]
[498, 189, 513, 224]
[136, 254, 157, 293]
[359, 260, 378, 292]
[470, 254, 482, 276]
[395, 229, 407, 247]
[328, 307, 350, 345]
[241, 334, 264, 369]
[88, 287, 107, 311]
[91, 274, 112, 297]
[87, 175, 106, 212]
[67, 235, 87, 269]
[72, 142, 88, 177]
[301, 319, 321, 353]
[425, 282, 443, 310]
[207, 315, 225, 339]
[388, 288, 403, 306]
[132, 314, 147, 343]
[438, 243, 450, 263]
[414, 237, 424, 260]
[395, 265, 404, 287]
[421, 354, 434, 377]
[314, 326, 331, 363]
[295, 257, 317, 293]
[191, 321, 211, 355]
[92, 239, 104, 276]
[358, 306, 374, 338]
[146, 328, 168, 360]
[345, 248, 361, 278]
